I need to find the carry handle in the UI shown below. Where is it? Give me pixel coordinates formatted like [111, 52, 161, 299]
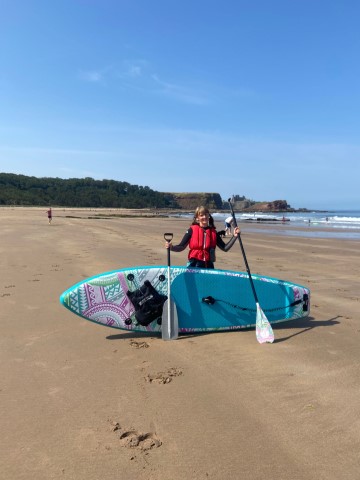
[164, 233, 173, 267]
[164, 233, 173, 242]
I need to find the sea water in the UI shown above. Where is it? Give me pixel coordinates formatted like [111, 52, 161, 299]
[172, 210, 360, 240]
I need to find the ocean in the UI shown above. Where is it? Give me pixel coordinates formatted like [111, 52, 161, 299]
[173, 210, 360, 240]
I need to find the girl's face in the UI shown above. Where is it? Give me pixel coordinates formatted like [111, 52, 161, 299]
[197, 211, 209, 227]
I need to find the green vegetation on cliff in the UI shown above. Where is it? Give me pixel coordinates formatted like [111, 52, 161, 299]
[0, 173, 293, 211]
[0, 173, 178, 209]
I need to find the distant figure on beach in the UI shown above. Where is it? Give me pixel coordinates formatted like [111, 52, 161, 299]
[47, 207, 52, 224]
[224, 216, 234, 236]
[165, 206, 240, 269]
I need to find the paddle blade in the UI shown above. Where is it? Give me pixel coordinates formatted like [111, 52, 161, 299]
[255, 303, 274, 344]
[162, 298, 179, 341]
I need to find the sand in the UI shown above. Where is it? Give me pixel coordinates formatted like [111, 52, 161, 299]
[1, 207, 359, 480]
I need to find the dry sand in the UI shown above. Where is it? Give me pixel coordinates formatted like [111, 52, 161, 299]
[1, 207, 359, 480]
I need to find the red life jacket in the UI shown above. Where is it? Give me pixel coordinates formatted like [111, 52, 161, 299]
[188, 225, 217, 262]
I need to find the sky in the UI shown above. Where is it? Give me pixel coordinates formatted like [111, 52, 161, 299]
[1, 0, 359, 210]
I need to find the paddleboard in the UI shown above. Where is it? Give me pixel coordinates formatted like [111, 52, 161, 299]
[60, 266, 310, 334]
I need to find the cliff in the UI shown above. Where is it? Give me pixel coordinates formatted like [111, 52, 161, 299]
[166, 194, 292, 212]
[240, 200, 292, 212]
[166, 193, 223, 210]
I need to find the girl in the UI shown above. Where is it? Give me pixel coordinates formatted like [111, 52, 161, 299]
[165, 206, 240, 269]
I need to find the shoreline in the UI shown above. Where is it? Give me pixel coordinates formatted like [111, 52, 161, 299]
[0, 205, 331, 214]
[3, 206, 358, 240]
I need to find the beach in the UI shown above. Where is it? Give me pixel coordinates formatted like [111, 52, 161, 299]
[1, 207, 359, 480]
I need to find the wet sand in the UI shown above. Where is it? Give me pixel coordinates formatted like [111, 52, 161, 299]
[1, 207, 359, 480]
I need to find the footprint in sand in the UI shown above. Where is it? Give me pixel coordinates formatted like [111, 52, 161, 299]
[48, 386, 62, 396]
[111, 422, 161, 451]
[129, 340, 150, 349]
[145, 367, 183, 384]
[50, 264, 63, 271]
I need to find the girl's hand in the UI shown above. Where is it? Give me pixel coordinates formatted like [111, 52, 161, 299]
[165, 241, 172, 249]
[234, 227, 240, 236]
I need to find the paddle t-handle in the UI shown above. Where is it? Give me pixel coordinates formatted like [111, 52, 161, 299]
[164, 233, 173, 266]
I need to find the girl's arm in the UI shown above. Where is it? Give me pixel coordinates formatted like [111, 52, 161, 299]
[168, 228, 192, 252]
[216, 230, 239, 252]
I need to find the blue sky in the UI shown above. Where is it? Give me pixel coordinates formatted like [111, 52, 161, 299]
[1, 0, 359, 209]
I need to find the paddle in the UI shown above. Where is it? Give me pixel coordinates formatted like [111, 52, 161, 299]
[162, 233, 179, 340]
[228, 198, 274, 344]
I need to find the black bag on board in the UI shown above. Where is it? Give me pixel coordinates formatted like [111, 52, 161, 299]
[126, 280, 168, 326]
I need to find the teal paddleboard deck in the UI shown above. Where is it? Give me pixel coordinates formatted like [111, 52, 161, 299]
[60, 266, 310, 334]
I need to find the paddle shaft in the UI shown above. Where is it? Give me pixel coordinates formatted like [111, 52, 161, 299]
[164, 232, 173, 268]
[164, 233, 173, 338]
[228, 199, 259, 304]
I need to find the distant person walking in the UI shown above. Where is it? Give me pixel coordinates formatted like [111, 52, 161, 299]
[47, 207, 52, 224]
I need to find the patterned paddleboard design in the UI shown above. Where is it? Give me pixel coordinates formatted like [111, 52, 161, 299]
[60, 266, 310, 333]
